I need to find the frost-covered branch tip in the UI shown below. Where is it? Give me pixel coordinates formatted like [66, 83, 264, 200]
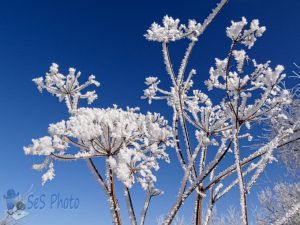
[226, 17, 266, 48]
[32, 63, 100, 112]
[144, 0, 229, 43]
[144, 15, 202, 42]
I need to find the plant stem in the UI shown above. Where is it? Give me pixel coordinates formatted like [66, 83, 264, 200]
[195, 194, 203, 225]
[140, 195, 152, 225]
[108, 166, 122, 225]
[124, 186, 137, 225]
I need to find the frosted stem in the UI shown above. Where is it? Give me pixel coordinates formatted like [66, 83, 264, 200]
[140, 194, 152, 225]
[86, 159, 108, 193]
[178, 102, 198, 179]
[107, 164, 122, 225]
[203, 197, 215, 225]
[194, 194, 203, 225]
[124, 186, 137, 225]
[198, 0, 229, 36]
[233, 129, 248, 225]
[178, 41, 196, 85]
[162, 42, 177, 87]
[194, 146, 207, 225]
[172, 109, 187, 168]
[163, 141, 232, 225]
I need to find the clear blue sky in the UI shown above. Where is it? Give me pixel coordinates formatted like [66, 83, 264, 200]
[0, 0, 299, 224]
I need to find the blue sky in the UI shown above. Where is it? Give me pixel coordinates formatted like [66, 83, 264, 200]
[0, 0, 299, 224]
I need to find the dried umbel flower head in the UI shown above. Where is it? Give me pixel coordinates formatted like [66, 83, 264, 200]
[25, 64, 173, 188]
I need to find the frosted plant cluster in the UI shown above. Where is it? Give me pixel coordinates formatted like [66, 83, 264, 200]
[257, 182, 300, 225]
[226, 17, 266, 48]
[25, 105, 172, 188]
[142, 1, 296, 224]
[33, 63, 100, 112]
[24, 0, 299, 225]
[145, 15, 202, 42]
[270, 64, 300, 176]
[25, 64, 172, 225]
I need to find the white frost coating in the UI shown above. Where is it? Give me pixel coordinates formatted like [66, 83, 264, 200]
[232, 49, 247, 72]
[273, 203, 300, 225]
[232, 128, 248, 225]
[246, 128, 293, 191]
[144, 16, 202, 42]
[32, 157, 50, 171]
[270, 64, 300, 175]
[257, 182, 300, 225]
[24, 136, 57, 156]
[143, 2, 293, 224]
[226, 17, 248, 40]
[23, 0, 298, 224]
[226, 17, 266, 48]
[26, 65, 173, 190]
[32, 63, 100, 113]
[41, 161, 55, 185]
[25, 107, 172, 188]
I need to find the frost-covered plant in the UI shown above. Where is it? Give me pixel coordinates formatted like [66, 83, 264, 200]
[24, 1, 299, 225]
[32, 63, 100, 113]
[270, 63, 300, 176]
[24, 64, 172, 225]
[142, 0, 296, 225]
[256, 182, 300, 225]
